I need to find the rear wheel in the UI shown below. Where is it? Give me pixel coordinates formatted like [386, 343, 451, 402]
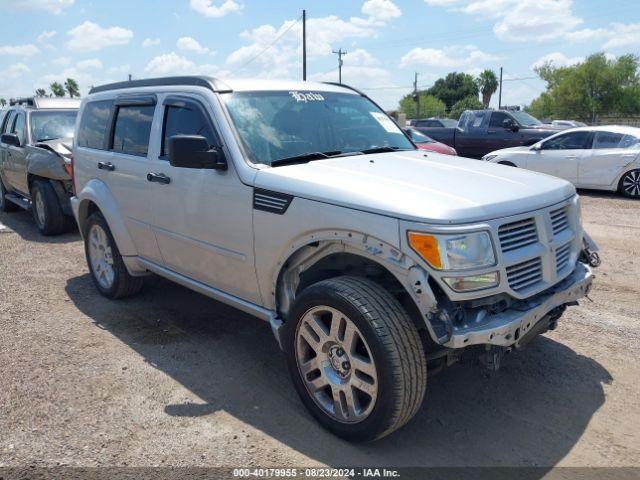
[30, 180, 66, 235]
[619, 169, 640, 198]
[284, 276, 427, 442]
[84, 212, 143, 299]
[0, 177, 18, 212]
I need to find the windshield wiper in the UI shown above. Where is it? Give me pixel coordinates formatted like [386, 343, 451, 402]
[270, 151, 344, 167]
[36, 137, 62, 142]
[359, 146, 413, 155]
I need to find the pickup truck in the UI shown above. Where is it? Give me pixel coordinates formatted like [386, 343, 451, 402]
[0, 97, 80, 234]
[415, 109, 564, 159]
[71, 77, 598, 441]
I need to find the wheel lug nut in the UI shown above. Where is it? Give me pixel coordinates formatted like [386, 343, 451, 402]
[336, 348, 344, 356]
[342, 361, 350, 370]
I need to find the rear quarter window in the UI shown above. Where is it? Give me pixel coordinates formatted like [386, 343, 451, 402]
[77, 100, 114, 149]
[111, 105, 155, 157]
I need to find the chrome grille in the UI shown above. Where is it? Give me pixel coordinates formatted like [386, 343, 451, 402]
[550, 207, 569, 236]
[498, 218, 538, 253]
[555, 242, 572, 273]
[506, 257, 543, 292]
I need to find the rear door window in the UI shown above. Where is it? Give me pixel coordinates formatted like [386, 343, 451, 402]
[593, 131, 624, 149]
[111, 105, 155, 156]
[77, 100, 113, 149]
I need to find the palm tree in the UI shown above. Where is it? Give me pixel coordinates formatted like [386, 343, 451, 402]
[35, 88, 47, 97]
[476, 69, 499, 107]
[50, 82, 65, 97]
[65, 78, 80, 98]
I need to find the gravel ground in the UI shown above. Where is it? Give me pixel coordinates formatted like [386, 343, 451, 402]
[0, 191, 639, 471]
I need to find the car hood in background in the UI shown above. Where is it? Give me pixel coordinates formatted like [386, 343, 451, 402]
[255, 150, 576, 224]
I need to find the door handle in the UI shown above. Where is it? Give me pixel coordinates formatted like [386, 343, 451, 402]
[565, 155, 578, 159]
[147, 172, 171, 184]
[98, 161, 115, 171]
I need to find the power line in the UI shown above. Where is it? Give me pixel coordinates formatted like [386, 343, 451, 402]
[230, 15, 301, 75]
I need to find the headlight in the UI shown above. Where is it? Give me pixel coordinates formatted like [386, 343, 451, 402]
[483, 154, 498, 162]
[408, 231, 496, 270]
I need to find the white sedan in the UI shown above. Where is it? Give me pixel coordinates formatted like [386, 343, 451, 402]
[483, 126, 640, 198]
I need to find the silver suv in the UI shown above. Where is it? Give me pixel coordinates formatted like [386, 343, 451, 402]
[71, 76, 597, 441]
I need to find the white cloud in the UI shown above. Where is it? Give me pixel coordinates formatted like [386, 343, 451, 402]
[52, 56, 72, 66]
[565, 22, 640, 50]
[76, 58, 103, 70]
[142, 38, 161, 47]
[362, 0, 401, 22]
[565, 27, 609, 43]
[144, 52, 222, 77]
[177, 36, 213, 55]
[189, 0, 243, 18]
[5, 0, 74, 14]
[108, 65, 131, 75]
[400, 44, 499, 68]
[426, 0, 582, 42]
[0, 44, 40, 56]
[37, 30, 57, 44]
[66, 21, 133, 52]
[530, 52, 583, 70]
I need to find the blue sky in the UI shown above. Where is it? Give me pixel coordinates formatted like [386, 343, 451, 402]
[1, 0, 639, 110]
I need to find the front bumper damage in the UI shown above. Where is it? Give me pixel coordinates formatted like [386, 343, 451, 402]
[444, 261, 594, 349]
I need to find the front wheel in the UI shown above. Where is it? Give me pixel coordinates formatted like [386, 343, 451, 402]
[284, 276, 427, 442]
[30, 180, 66, 235]
[619, 169, 640, 198]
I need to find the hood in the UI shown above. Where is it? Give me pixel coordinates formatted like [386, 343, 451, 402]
[34, 138, 73, 159]
[254, 150, 575, 224]
[487, 145, 531, 155]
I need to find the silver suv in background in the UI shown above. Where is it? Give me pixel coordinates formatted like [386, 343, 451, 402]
[71, 77, 598, 441]
[0, 97, 79, 235]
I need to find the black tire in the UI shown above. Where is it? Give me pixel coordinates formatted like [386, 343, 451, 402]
[0, 176, 18, 212]
[30, 180, 66, 235]
[84, 211, 143, 299]
[283, 276, 427, 442]
[618, 169, 640, 198]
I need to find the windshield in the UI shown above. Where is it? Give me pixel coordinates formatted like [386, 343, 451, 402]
[510, 111, 542, 127]
[439, 118, 458, 128]
[221, 91, 414, 166]
[408, 129, 434, 143]
[30, 110, 77, 142]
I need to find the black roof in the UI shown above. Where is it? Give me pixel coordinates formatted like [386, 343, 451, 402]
[89, 76, 232, 94]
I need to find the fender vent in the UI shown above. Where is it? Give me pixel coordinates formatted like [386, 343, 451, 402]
[253, 188, 293, 215]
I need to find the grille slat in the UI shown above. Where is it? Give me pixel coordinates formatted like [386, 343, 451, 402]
[253, 188, 293, 215]
[506, 257, 543, 292]
[550, 208, 569, 236]
[555, 242, 572, 273]
[498, 218, 538, 253]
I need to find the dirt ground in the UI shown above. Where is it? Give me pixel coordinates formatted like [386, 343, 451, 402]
[0, 191, 639, 471]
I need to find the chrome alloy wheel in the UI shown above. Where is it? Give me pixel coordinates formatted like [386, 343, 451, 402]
[622, 170, 640, 197]
[88, 224, 115, 289]
[34, 189, 46, 228]
[295, 306, 378, 423]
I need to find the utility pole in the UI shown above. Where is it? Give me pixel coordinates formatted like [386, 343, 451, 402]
[302, 10, 307, 81]
[128, 74, 132, 82]
[333, 48, 347, 84]
[498, 67, 503, 109]
[413, 72, 420, 118]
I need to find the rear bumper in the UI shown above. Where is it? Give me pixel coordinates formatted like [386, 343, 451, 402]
[444, 261, 593, 349]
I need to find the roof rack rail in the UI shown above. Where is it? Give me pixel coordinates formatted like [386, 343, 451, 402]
[9, 97, 35, 106]
[89, 76, 233, 94]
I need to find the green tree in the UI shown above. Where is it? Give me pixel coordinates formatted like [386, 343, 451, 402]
[530, 52, 640, 122]
[35, 88, 47, 97]
[399, 92, 447, 119]
[0, 98, 6, 107]
[449, 95, 484, 120]
[50, 82, 65, 97]
[476, 69, 499, 107]
[65, 78, 80, 98]
[427, 72, 479, 109]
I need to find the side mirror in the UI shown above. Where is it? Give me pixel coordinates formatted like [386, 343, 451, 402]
[1, 133, 20, 147]
[168, 135, 227, 170]
[502, 118, 518, 131]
